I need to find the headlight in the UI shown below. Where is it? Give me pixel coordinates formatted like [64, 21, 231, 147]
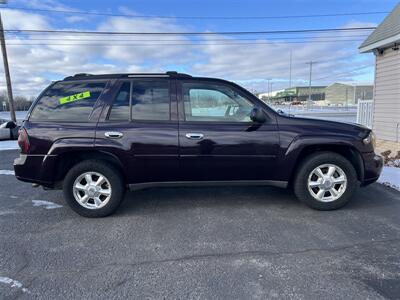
[363, 131, 376, 149]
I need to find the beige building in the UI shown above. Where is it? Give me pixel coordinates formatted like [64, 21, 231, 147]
[325, 83, 373, 105]
[359, 3, 400, 145]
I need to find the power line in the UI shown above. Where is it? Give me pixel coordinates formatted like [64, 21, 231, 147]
[4, 39, 365, 46]
[2, 34, 370, 42]
[314, 65, 372, 81]
[3, 27, 376, 36]
[2, 6, 390, 20]
[8, 30, 371, 37]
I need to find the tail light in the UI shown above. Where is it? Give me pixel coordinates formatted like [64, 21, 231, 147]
[18, 128, 30, 154]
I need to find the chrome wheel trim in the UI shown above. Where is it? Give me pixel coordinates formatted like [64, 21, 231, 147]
[73, 172, 112, 209]
[307, 164, 347, 203]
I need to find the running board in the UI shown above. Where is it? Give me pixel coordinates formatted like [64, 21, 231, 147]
[128, 180, 288, 191]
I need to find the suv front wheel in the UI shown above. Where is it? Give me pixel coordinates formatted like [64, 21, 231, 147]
[63, 160, 125, 217]
[293, 152, 358, 210]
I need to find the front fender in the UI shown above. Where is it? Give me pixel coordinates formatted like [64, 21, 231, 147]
[277, 134, 363, 181]
[285, 135, 358, 158]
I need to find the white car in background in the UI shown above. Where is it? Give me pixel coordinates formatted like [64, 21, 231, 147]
[0, 120, 18, 140]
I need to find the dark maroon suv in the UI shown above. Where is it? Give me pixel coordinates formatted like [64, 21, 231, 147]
[14, 72, 383, 217]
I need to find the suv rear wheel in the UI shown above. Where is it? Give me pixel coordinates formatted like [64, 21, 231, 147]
[293, 152, 358, 210]
[63, 160, 125, 217]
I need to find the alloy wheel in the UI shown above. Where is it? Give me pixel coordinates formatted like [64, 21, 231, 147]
[73, 172, 112, 209]
[307, 164, 347, 202]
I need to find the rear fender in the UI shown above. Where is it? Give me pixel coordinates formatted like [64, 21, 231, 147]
[47, 139, 125, 186]
[31, 138, 95, 185]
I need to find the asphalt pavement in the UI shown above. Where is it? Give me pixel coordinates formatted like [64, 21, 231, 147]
[0, 149, 399, 299]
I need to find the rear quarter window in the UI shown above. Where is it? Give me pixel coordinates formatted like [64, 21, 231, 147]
[30, 81, 106, 121]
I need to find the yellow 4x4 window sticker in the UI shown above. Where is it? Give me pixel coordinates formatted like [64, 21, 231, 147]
[59, 91, 91, 105]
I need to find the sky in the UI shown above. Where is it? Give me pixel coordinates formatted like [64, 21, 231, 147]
[0, 0, 399, 97]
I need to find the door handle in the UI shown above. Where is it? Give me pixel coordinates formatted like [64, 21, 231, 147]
[105, 131, 123, 139]
[185, 133, 204, 140]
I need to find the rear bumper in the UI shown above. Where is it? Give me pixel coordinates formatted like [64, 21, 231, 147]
[361, 153, 383, 186]
[14, 154, 57, 187]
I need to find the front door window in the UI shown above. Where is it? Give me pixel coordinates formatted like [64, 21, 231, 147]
[182, 82, 253, 122]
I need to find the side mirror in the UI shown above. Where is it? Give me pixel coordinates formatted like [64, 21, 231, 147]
[250, 107, 266, 123]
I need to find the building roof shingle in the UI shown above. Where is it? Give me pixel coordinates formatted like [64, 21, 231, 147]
[359, 3, 400, 52]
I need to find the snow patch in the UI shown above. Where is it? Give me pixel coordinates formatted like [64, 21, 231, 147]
[378, 166, 400, 192]
[0, 140, 18, 151]
[0, 170, 15, 175]
[0, 276, 29, 293]
[32, 200, 63, 210]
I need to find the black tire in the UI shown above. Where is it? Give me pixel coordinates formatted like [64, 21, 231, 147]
[293, 152, 358, 210]
[63, 160, 125, 217]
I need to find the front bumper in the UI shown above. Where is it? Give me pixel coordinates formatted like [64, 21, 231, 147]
[361, 153, 383, 186]
[14, 154, 58, 187]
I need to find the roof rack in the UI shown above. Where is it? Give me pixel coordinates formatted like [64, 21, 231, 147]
[63, 71, 192, 80]
[168, 71, 192, 78]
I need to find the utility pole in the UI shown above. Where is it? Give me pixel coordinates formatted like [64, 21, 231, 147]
[0, 9, 16, 122]
[270, 82, 273, 102]
[305, 61, 317, 110]
[266, 78, 271, 102]
[289, 50, 292, 88]
[353, 85, 356, 107]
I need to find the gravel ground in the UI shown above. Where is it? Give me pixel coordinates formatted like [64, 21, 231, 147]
[0, 150, 399, 299]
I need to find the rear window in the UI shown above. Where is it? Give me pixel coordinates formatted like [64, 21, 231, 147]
[30, 81, 106, 121]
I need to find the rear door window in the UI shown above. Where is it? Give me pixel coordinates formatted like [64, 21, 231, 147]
[131, 80, 170, 121]
[30, 81, 106, 121]
[108, 80, 171, 121]
[108, 82, 131, 121]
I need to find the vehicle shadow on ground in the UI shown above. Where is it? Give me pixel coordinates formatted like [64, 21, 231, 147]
[115, 183, 398, 217]
[117, 186, 298, 216]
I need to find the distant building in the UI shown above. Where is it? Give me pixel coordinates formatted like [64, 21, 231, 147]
[325, 83, 373, 105]
[259, 86, 326, 102]
[258, 89, 285, 101]
[359, 3, 400, 144]
[286, 86, 326, 101]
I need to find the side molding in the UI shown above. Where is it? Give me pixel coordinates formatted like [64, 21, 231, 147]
[128, 180, 288, 191]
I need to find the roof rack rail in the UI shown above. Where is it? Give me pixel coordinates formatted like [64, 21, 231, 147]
[166, 71, 192, 78]
[73, 73, 92, 77]
[126, 72, 192, 78]
[63, 73, 93, 80]
[62, 71, 192, 80]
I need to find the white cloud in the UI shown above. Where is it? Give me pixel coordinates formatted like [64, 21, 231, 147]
[0, 13, 189, 95]
[11, 0, 73, 11]
[97, 16, 193, 63]
[2, 9, 49, 30]
[191, 21, 376, 92]
[0, 7, 376, 97]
